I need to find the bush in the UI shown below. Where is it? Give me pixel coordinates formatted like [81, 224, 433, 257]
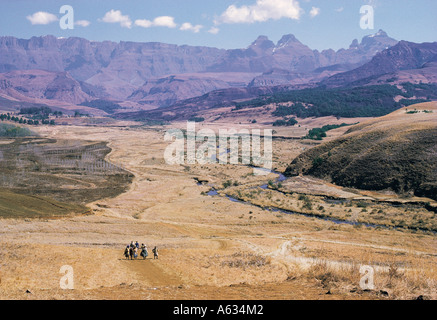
[223, 180, 233, 188]
[0, 123, 35, 137]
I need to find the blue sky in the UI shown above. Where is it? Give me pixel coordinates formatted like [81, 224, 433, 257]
[0, 0, 436, 51]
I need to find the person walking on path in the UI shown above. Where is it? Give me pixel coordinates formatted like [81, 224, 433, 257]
[152, 246, 158, 260]
[129, 246, 134, 260]
[140, 244, 148, 259]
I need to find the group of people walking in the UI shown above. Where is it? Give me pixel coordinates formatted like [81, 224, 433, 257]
[124, 241, 158, 260]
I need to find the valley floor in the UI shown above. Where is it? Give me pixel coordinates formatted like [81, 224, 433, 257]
[0, 122, 436, 300]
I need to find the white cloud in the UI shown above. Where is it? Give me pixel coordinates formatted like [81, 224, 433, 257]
[309, 7, 320, 18]
[180, 22, 203, 33]
[135, 16, 177, 29]
[135, 19, 153, 28]
[208, 27, 220, 35]
[335, 7, 344, 13]
[100, 10, 132, 28]
[26, 11, 58, 25]
[75, 20, 91, 27]
[216, 0, 302, 24]
[153, 16, 177, 28]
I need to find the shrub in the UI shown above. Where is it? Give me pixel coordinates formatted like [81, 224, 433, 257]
[0, 123, 35, 137]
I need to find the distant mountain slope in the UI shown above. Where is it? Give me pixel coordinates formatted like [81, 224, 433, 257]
[115, 85, 288, 121]
[248, 66, 349, 88]
[285, 102, 437, 201]
[115, 79, 437, 122]
[330, 30, 398, 66]
[0, 70, 92, 104]
[129, 75, 234, 108]
[209, 31, 397, 74]
[322, 41, 437, 87]
[0, 35, 227, 101]
[0, 31, 398, 106]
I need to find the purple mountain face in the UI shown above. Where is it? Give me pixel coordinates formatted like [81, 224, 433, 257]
[223, 30, 399, 88]
[208, 30, 398, 75]
[120, 41, 437, 123]
[0, 31, 398, 108]
[322, 40, 437, 87]
[0, 69, 92, 104]
[128, 74, 231, 108]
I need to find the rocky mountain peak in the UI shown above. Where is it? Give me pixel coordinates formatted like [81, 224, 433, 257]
[276, 34, 301, 48]
[349, 39, 359, 49]
[361, 29, 397, 48]
[250, 36, 275, 50]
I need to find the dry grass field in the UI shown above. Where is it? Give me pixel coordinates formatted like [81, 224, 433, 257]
[0, 108, 436, 300]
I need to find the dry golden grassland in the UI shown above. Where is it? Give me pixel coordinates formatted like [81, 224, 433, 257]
[0, 112, 436, 300]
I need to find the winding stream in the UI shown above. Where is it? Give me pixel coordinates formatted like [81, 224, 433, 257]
[203, 167, 436, 234]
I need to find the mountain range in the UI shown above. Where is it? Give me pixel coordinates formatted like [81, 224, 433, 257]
[0, 30, 400, 112]
[117, 39, 437, 122]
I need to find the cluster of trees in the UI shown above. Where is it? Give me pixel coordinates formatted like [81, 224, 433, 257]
[272, 103, 305, 117]
[273, 118, 298, 127]
[17, 105, 64, 124]
[399, 99, 430, 107]
[304, 123, 352, 140]
[234, 83, 437, 119]
[400, 82, 437, 99]
[19, 106, 55, 120]
[0, 113, 55, 125]
[188, 116, 205, 122]
[74, 111, 90, 118]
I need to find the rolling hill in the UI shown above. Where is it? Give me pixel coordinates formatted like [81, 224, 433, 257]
[285, 102, 437, 201]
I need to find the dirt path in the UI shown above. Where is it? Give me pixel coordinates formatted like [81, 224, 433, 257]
[121, 257, 182, 287]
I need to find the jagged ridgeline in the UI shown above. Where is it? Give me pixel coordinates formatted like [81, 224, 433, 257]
[0, 138, 133, 217]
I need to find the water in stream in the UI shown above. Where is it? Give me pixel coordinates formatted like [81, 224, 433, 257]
[203, 167, 433, 233]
